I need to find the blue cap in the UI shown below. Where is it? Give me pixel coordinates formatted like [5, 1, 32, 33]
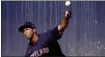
[18, 22, 35, 32]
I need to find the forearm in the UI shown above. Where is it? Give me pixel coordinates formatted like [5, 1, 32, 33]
[58, 10, 71, 33]
[61, 16, 70, 28]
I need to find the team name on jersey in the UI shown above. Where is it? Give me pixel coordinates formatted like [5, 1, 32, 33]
[30, 47, 49, 57]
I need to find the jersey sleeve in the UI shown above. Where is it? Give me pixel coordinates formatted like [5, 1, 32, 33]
[46, 26, 63, 42]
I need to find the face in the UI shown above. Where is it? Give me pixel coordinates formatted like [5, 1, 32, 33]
[23, 28, 35, 39]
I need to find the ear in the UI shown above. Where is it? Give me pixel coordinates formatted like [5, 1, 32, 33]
[33, 28, 36, 33]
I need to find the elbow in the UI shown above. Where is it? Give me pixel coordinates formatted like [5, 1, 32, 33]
[62, 23, 69, 29]
[58, 24, 68, 31]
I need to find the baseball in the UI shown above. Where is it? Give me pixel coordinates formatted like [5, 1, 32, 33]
[65, 1, 71, 6]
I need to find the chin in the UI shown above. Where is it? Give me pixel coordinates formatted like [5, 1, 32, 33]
[25, 35, 29, 38]
[25, 35, 32, 39]
[27, 37, 32, 39]
[25, 36, 30, 39]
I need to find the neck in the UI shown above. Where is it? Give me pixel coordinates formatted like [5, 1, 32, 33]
[30, 32, 39, 45]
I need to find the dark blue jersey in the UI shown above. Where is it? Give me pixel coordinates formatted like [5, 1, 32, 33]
[25, 26, 65, 57]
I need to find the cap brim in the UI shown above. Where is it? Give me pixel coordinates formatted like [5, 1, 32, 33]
[18, 25, 34, 32]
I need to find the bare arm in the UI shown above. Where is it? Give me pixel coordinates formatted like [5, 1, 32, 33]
[58, 10, 72, 34]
